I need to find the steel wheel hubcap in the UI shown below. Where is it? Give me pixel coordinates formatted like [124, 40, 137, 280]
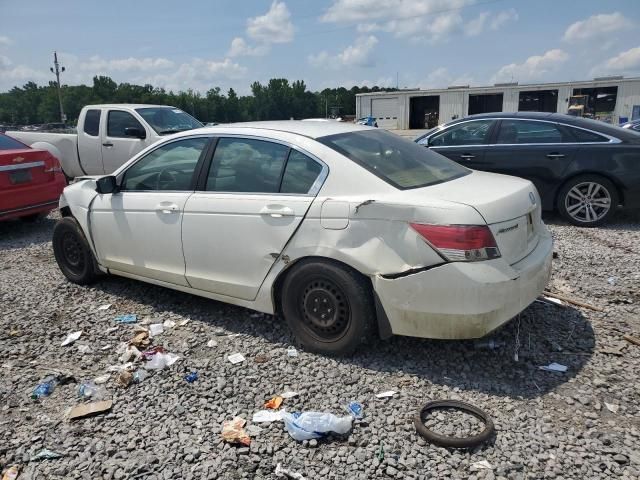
[62, 232, 84, 271]
[565, 182, 611, 223]
[301, 279, 350, 341]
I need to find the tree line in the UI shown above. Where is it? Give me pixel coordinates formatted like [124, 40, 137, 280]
[0, 76, 395, 125]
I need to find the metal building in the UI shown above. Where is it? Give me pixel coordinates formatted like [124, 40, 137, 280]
[355, 76, 640, 130]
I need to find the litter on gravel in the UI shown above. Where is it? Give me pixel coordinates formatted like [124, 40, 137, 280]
[114, 314, 137, 324]
[375, 390, 396, 398]
[60, 331, 82, 346]
[539, 362, 568, 373]
[227, 353, 245, 364]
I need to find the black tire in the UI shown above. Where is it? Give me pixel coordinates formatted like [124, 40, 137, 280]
[280, 259, 375, 356]
[52, 217, 99, 285]
[414, 400, 495, 449]
[557, 174, 618, 227]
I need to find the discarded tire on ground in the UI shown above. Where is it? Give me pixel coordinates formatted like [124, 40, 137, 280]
[414, 400, 495, 448]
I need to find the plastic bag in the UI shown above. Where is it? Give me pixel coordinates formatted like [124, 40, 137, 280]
[281, 411, 353, 441]
[78, 381, 106, 400]
[145, 352, 179, 370]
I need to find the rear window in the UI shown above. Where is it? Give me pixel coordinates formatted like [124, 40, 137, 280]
[83, 109, 100, 136]
[318, 129, 469, 189]
[0, 134, 27, 150]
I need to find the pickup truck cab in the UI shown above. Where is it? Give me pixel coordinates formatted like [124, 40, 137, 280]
[8, 104, 203, 178]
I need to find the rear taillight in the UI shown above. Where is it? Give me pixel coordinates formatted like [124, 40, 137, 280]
[410, 223, 501, 262]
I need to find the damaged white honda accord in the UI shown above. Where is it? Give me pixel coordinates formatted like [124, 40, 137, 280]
[53, 121, 552, 355]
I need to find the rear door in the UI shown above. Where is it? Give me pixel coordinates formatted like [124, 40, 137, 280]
[182, 137, 326, 300]
[76, 108, 104, 173]
[422, 119, 496, 168]
[482, 119, 577, 203]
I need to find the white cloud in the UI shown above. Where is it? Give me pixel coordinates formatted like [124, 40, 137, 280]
[419, 67, 473, 88]
[465, 8, 517, 37]
[79, 56, 174, 73]
[227, 37, 269, 57]
[309, 35, 379, 68]
[465, 12, 489, 36]
[596, 46, 640, 74]
[321, 0, 473, 42]
[247, 0, 294, 44]
[563, 12, 632, 43]
[490, 8, 518, 30]
[0, 36, 12, 47]
[492, 49, 569, 84]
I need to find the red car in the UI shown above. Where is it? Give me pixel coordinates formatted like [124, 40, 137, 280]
[0, 133, 66, 221]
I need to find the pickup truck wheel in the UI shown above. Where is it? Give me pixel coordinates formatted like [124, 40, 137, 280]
[281, 259, 375, 356]
[52, 217, 99, 285]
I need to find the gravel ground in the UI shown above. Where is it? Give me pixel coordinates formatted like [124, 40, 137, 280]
[1, 210, 639, 480]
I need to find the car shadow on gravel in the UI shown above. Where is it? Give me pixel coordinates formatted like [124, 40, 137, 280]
[91, 273, 594, 401]
[0, 216, 56, 250]
[543, 209, 640, 231]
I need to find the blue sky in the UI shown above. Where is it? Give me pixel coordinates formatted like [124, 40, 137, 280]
[1, 0, 639, 93]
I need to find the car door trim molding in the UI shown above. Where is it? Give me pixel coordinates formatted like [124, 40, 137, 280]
[423, 117, 622, 147]
[195, 133, 329, 197]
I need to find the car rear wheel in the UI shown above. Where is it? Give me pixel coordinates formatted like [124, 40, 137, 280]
[281, 259, 375, 356]
[52, 217, 99, 285]
[557, 175, 618, 227]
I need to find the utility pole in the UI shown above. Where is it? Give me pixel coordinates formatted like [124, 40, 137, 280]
[50, 51, 66, 123]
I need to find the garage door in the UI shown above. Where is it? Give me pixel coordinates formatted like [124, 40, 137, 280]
[372, 98, 399, 129]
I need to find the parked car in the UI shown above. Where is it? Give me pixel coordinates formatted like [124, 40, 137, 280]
[415, 112, 640, 226]
[620, 118, 640, 132]
[7, 104, 203, 178]
[0, 132, 66, 222]
[356, 116, 378, 127]
[52, 121, 552, 355]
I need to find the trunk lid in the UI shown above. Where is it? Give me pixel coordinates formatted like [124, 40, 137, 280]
[404, 170, 542, 265]
[0, 148, 59, 191]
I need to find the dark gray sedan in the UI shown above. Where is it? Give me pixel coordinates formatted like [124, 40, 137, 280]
[416, 112, 640, 226]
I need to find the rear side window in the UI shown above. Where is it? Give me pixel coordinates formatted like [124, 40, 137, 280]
[107, 111, 144, 138]
[565, 126, 609, 143]
[319, 130, 469, 190]
[280, 150, 323, 194]
[496, 120, 566, 144]
[0, 134, 27, 150]
[84, 109, 100, 136]
[206, 138, 289, 193]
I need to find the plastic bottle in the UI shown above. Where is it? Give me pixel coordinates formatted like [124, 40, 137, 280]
[31, 376, 58, 400]
[474, 339, 504, 350]
[78, 381, 106, 400]
[281, 411, 353, 441]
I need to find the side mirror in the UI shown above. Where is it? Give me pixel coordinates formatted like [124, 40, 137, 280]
[96, 175, 118, 194]
[124, 127, 146, 139]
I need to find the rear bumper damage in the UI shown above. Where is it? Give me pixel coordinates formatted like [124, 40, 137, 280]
[373, 228, 553, 339]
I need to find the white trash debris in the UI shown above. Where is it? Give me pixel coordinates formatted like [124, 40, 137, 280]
[539, 362, 568, 373]
[149, 324, 164, 337]
[163, 319, 176, 329]
[207, 339, 218, 348]
[177, 319, 190, 327]
[106, 362, 134, 372]
[119, 345, 142, 363]
[470, 460, 493, 471]
[145, 352, 180, 370]
[97, 304, 112, 311]
[375, 390, 397, 398]
[281, 411, 353, 441]
[104, 326, 118, 334]
[280, 391, 299, 399]
[61, 331, 82, 347]
[93, 374, 111, 385]
[252, 410, 284, 423]
[275, 463, 306, 479]
[604, 402, 619, 413]
[286, 347, 298, 357]
[227, 353, 246, 364]
[101, 345, 112, 351]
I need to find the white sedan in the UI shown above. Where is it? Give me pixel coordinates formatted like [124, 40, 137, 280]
[53, 121, 553, 355]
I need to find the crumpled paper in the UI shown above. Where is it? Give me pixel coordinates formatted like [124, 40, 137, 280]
[221, 416, 251, 446]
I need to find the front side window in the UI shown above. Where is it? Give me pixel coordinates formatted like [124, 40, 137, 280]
[496, 120, 566, 144]
[107, 111, 144, 138]
[280, 150, 323, 194]
[83, 109, 100, 136]
[136, 107, 203, 135]
[565, 126, 609, 143]
[319, 129, 469, 190]
[428, 120, 494, 147]
[121, 137, 208, 191]
[206, 138, 289, 193]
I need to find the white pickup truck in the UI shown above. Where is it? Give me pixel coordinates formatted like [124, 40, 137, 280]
[8, 104, 203, 178]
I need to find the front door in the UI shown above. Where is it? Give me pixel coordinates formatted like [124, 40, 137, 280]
[101, 109, 152, 173]
[481, 119, 577, 203]
[182, 137, 325, 300]
[423, 118, 496, 169]
[91, 136, 210, 285]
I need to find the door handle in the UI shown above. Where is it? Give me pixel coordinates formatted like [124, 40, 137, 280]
[546, 153, 565, 159]
[102, 142, 114, 148]
[260, 205, 294, 218]
[459, 153, 475, 160]
[155, 203, 180, 214]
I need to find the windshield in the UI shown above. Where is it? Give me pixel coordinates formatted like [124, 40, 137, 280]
[0, 134, 28, 150]
[319, 129, 469, 190]
[135, 107, 203, 135]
